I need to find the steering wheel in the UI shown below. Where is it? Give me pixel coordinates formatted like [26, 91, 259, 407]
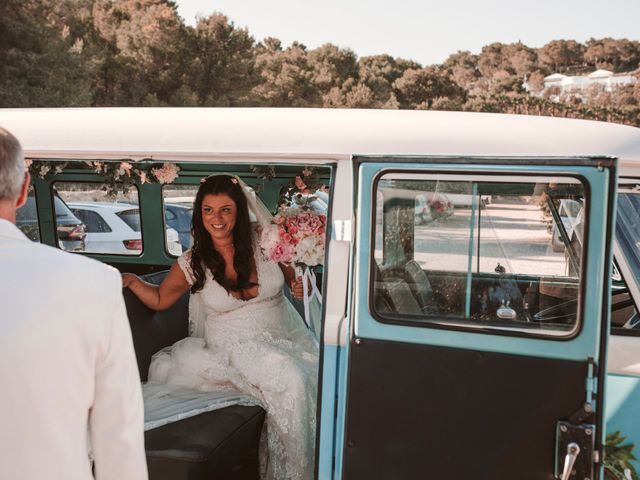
[532, 299, 578, 324]
[534, 288, 634, 324]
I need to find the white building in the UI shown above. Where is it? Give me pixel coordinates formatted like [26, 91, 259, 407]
[540, 69, 637, 94]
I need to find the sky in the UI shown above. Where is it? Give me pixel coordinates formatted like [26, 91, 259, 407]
[174, 0, 640, 66]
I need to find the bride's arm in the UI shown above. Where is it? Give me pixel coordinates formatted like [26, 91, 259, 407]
[279, 263, 305, 300]
[122, 262, 190, 311]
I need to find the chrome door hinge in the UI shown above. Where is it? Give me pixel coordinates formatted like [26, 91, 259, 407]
[334, 220, 352, 242]
[586, 358, 597, 403]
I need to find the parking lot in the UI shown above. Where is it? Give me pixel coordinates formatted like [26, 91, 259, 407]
[413, 198, 572, 277]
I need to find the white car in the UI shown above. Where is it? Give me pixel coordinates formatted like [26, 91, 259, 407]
[68, 202, 182, 256]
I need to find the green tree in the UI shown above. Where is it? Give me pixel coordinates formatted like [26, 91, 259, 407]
[91, 0, 190, 105]
[538, 40, 584, 72]
[358, 54, 407, 107]
[0, 0, 92, 107]
[503, 42, 538, 77]
[308, 43, 359, 94]
[252, 40, 321, 107]
[475, 42, 529, 95]
[393, 67, 465, 109]
[585, 38, 640, 72]
[186, 13, 257, 106]
[322, 79, 378, 108]
[443, 51, 480, 91]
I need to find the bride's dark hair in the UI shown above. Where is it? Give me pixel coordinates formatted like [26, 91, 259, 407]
[189, 175, 256, 294]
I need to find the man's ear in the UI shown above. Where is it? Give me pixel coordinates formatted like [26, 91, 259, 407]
[15, 172, 30, 210]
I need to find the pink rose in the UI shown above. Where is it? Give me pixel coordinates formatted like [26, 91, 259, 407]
[152, 163, 180, 184]
[307, 215, 323, 232]
[286, 216, 298, 228]
[119, 161, 133, 175]
[270, 242, 294, 263]
[295, 213, 312, 232]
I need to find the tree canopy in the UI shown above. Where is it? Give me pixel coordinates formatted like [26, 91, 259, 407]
[2, 0, 639, 127]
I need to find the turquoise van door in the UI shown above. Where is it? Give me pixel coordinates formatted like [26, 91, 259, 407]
[337, 157, 616, 480]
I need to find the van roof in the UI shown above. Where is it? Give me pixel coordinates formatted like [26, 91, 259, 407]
[67, 201, 138, 212]
[1, 108, 639, 170]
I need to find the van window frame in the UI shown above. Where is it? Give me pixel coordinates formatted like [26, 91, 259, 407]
[611, 178, 640, 337]
[367, 167, 592, 342]
[52, 179, 145, 257]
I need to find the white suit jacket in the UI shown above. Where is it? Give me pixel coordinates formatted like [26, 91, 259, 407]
[0, 219, 147, 480]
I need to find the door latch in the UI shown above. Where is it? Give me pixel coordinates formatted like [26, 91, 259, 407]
[555, 419, 595, 480]
[560, 442, 580, 480]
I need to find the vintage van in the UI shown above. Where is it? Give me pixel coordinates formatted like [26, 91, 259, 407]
[2, 108, 640, 480]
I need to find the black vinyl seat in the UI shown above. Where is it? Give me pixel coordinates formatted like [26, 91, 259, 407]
[124, 271, 188, 382]
[145, 406, 265, 480]
[123, 270, 265, 480]
[373, 262, 423, 316]
[403, 260, 439, 315]
[384, 279, 423, 315]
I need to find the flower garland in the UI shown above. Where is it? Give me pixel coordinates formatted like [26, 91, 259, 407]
[279, 166, 327, 209]
[250, 164, 326, 209]
[27, 159, 180, 197]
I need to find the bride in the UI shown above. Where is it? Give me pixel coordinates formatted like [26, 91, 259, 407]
[122, 174, 319, 480]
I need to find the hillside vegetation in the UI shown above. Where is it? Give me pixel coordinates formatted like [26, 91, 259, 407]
[2, 0, 640, 126]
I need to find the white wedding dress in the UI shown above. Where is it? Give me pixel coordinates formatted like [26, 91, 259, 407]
[147, 240, 319, 480]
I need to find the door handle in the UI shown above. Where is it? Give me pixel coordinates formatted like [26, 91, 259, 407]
[560, 442, 580, 480]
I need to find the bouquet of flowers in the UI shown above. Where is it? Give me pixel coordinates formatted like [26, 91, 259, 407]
[260, 206, 326, 331]
[260, 206, 326, 268]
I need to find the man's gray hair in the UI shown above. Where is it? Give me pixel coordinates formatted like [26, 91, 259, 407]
[0, 127, 25, 200]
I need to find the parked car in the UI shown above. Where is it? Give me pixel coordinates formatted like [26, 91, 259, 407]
[164, 196, 194, 207]
[16, 192, 86, 252]
[68, 202, 182, 256]
[164, 203, 193, 251]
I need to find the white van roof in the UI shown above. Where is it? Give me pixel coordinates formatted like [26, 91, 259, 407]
[1, 108, 639, 171]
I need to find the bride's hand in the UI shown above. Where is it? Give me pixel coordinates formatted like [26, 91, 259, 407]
[121, 272, 138, 289]
[290, 277, 305, 300]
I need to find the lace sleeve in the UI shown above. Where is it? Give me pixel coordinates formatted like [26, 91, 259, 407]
[177, 250, 195, 286]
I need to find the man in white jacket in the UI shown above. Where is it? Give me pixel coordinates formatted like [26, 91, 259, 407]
[0, 127, 147, 479]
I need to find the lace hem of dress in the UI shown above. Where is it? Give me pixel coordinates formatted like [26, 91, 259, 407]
[143, 382, 260, 431]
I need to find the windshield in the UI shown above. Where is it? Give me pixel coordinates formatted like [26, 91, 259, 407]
[616, 191, 640, 293]
[116, 208, 142, 232]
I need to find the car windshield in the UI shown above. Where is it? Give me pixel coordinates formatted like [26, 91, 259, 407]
[116, 208, 142, 232]
[616, 191, 640, 293]
[53, 195, 76, 219]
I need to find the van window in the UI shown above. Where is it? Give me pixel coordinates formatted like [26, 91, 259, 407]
[372, 173, 586, 337]
[116, 208, 142, 232]
[611, 189, 640, 336]
[73, 209, 112, 233]
[15, 192, 41, 242]
[162, 185, 197, 254]
[53, 182, 153, 256]
[616, 191, 640, 293]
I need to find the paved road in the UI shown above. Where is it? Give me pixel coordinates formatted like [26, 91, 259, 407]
[411, 198, 572, 277]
